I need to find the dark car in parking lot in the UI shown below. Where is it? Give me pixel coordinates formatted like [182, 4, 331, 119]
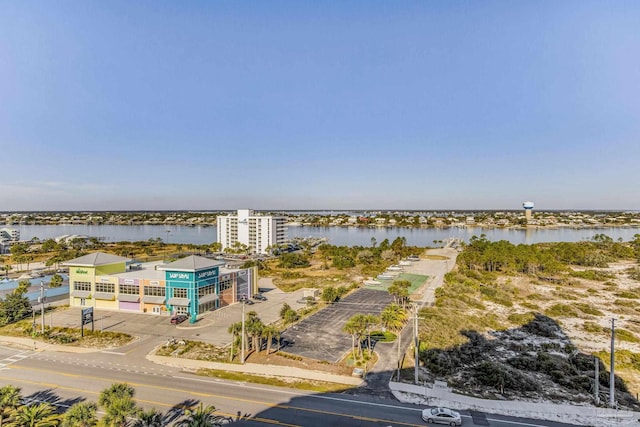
[253, 294, 267, 301]
[170, 314, 188, 324]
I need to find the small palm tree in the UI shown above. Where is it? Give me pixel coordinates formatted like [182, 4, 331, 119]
[98, 383, 139, 427]
[380, 303, 408, 380]
[7, 402, 61, 427]
[227, 322, 242, 361]
[0, 385, 22, 427]
[174, 403, 230, 427]
[62, 402, 98, 427]
[131, 409, 164, 427]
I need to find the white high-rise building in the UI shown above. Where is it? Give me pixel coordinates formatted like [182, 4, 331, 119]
[217, 209, 287, 254]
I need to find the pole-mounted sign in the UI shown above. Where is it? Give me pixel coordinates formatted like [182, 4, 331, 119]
[81, 307, 94, 337]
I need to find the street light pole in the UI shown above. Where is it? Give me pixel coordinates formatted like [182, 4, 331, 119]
[414, 304, 419, 384]
[166, 230, 171, 258]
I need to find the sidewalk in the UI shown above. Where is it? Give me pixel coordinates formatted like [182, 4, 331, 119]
[391, 381, 640, 427]
[146, 352, 363, 386]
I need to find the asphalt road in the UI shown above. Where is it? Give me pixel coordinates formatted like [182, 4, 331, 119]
[0, 345, 578, 427]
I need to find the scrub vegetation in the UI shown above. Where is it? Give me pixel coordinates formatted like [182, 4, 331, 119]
[415, 233, 640, 407]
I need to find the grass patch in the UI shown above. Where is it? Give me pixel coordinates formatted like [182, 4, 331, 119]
[508, 312, 536, 326]
[520, 302, 540, 310]
[574, 303, 604, 317]
[615, 299, 638, 308]
[0, 318, 132, 348]
[544, 304, 578, 318]
[615, 290, 640, 299]
[617, 329, 640, 343]
[196, 369, 350, 393]
[583, 322, 606, 333]
[419, 307, 503, 349]
[424, 255, 449, 260]
[370, 331, 397, 342]
[377, 273, 428, 293]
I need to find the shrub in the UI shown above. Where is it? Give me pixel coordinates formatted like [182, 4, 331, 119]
[472, 361, 539, 392]
[278, 253, 310, 269]
[569, 270, 614, 281]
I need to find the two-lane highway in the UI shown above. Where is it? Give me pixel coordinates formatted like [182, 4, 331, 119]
[0, 345, 578, 427]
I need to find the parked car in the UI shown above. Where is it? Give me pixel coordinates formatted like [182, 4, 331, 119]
[170, 314, 188, 324]
[243, 299, 255, 305]
[421, 407, 462, 426]
[253, 294, 267, 301]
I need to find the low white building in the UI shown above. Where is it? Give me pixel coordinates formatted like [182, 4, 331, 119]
[217, 209, 287, 254]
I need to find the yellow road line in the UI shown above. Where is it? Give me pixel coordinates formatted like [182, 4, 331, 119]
[3, 366, 423, 426]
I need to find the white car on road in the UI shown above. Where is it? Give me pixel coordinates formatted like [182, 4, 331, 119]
[421, 407, 462, 426]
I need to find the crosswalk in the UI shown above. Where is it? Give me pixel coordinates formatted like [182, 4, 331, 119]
[0, 350, 34, 370]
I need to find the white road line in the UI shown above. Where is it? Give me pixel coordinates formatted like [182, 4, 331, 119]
[172, 375, 565, 427]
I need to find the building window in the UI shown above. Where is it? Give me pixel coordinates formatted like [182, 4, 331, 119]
[95, 283, 115, 293]
[73, 281, 91, 291]
[198, 284, 216, 298]
[144, 286, 165, 297]
[219, 278, 233, 292]
[173, 288, 187, 298]
[198, 301, 216, 313]
[119, 284, 140, 295]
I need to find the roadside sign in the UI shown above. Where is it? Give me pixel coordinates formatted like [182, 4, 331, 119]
[82, 307, 93, 325]
[81, 307, 94, 337]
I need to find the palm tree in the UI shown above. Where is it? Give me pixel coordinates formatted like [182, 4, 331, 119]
[380, 304, 408, 380]
[131, 409, 164, 427]
[7, 402, 61, 427]
[342, 318, 359, 360]
[174, 403, 230, 427]
[262, 325, 280, 355]
[227, 322, 242, 361]
[98, 383, 139, 427]
[62, 402, 98, 427]
[0, 385, 22, 427]
[246, 314, 264, 354]
[363, 314, 379, 354]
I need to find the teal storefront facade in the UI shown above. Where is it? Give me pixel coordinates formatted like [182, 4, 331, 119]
[160, 257, 226, 323]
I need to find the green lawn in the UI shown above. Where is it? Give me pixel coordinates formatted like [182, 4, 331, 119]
[376, 273, 429, 293]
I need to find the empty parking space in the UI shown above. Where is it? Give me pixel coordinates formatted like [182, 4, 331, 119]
[280, 288, 393, 362]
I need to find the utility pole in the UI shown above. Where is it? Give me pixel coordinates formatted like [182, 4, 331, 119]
[414, 304, 419, 384]
[594, 356, 600, 405]
[39, 281, 45, 333]
[241, 295, 246, 364]
[610, 318, 616, 408]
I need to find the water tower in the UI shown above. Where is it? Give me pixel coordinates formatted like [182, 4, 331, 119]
[523, 201, 534, 222]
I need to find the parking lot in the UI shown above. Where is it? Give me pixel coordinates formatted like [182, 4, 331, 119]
[280, 288, 393, 363]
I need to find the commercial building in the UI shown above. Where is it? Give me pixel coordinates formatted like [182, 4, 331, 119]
[217, 209, 286, 254]
[63, 252, 257, 323]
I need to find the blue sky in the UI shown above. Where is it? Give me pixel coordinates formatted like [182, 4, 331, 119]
[1, 1, 639, 211]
